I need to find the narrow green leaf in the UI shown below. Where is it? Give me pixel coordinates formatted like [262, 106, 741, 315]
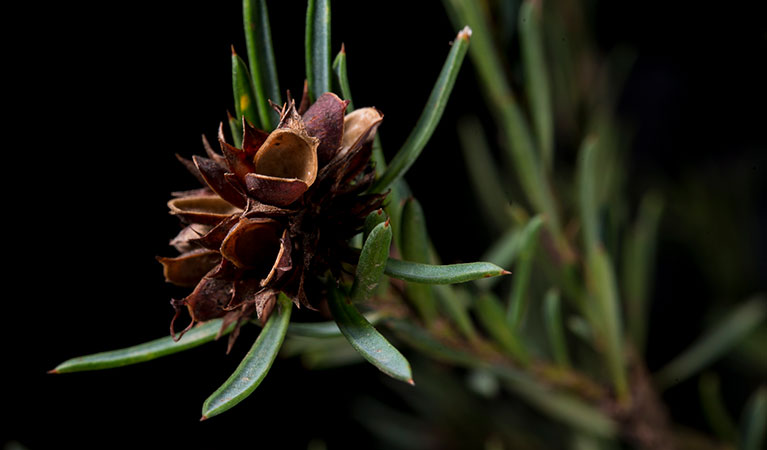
[287, 313, 383, 339]
[739, 386, 767, 450]
[243, 0, 281, 129]
[623, 191, 664, 354]
[433, 284, 478, 341]
[475, 292, 529, 364]
[384, 178, 410, 252]
[655, 296, 767, 390]
[401, 198, 439, 324]
[457, 116, 512, 232]
[506, 215, 542, 328]
[227, 112, 243, 148]
[305, 0, 331, 102]
[328, 286, 413, 383]
[386, 258, 509, 284]
[498, 373, 617, 438]
[477, 215, 543, 291]
[519, 0, 553, 171]
[363, 209, 387, 242]
[201, 293, 292, 420]
[231, 49, 259, 128]
[543, 288, 571, 368]
[386, 318, 481, 367]
[332, 46, 354, 110]
[443, 0, 571, 262]
[351, 221, 392, 303]
[331, 46, 387, 176]
[51, 319, 234, 374]
[577, 135, 600, 250]
[370, 27, 471, 193]
[301, 339, 365, 370]
[699, 372, 738, 442]
[387, 318, 616, 438]
[586, 246, 628, 403]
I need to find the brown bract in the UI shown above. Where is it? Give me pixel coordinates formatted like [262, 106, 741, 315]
[160, 90, 387, 351]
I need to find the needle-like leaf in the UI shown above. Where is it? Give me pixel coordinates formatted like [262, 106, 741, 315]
[655, 295, 767, 390]
[457, 116, 512, 232]
[351, 221, 392, 303]
[51, 319, 234, 374]
[305, 0, 331, 102]
[385, 258, 509, 284]
[519, 0, 553, 170]
[370, 27, 471, 193]
[475, 292, 529, 364]
[287, 313, 383, 339]
[231, 48, 259, 128]
[243, 0, 281, 129]
[328, 286, 413, 383]
[201, 293, 292, 420]
[507, 215, 542, 328]
[401, 198, 439, 324]
[739, 386, 767, 450]
[332, 46, 354, 110]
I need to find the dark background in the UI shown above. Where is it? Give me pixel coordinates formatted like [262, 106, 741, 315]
[8, 0, 766, 448]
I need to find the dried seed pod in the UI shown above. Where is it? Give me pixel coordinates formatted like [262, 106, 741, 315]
[161, 91, 387, 346]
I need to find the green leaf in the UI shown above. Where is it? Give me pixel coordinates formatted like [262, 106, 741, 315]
[506, 215, 542, 329]
[328, 286, 413, 383]
[201, 293, 292, 420]
[370, 27, 471, 193]
[287, 313, 383, 339]
[477, 215, 543, 291]
[585, 245, 628, 403]
[519, 0, 553, 170]
[243, 0, 281, 129]
[386, 318, 481, 367]
[231, 49, 259, 128]
[332, 46, 354, 110]
[351, 221, 392, 303]
[497, 373, 617, 438]
[475, 292, 529, 364]
[623, 191, 664, 354]
[305, 0, 331, 102]
[387, 318, 616, 438]
[433, 284, 478, 341]
[443, 0, 570, 261]
[739, 386, 767, 450]
[457, 116, 512, 232]
[385, 258, 509, 284]
[543, 288, 571, 368]
[400, 198, 439, 324]
[699, 372, 737, 442]
[577, 135, 600, 250]
[384, 178, 410, 252]
[51, 319, 234, 374]
[227, 111, 243, 148]
[330, 47, 388, 176]
[655, 295, 767, 390]
[363, 209, 387, 242]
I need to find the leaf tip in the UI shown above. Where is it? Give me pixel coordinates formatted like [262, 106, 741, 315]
[407, 378, 415, 386]
[230, 44, 237, 56]
[200, 415, 208, 422]
[340, 42, 346, 54]
[384, 218, 391, 228]
[457, 26, 472, 41]
[47, 368, 59, 374]
[501, 269, 512, 275]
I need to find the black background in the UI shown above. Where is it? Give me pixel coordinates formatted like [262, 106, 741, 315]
[7, 0, 766, 448]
